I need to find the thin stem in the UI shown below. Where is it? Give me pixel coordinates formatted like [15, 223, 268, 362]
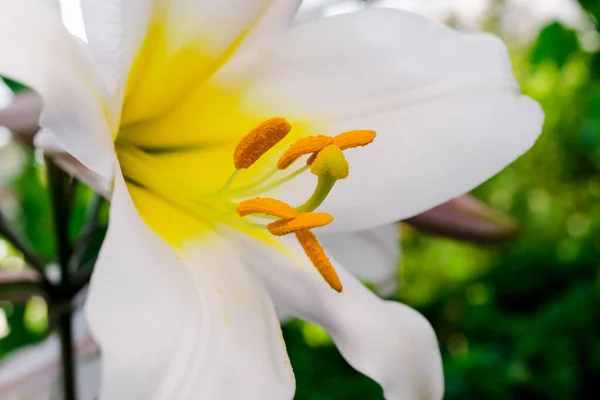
[0, 280, 47, 304]
[66, 193, 104, 297]
[214, 170, 239, 196]
[232, 165, 309, 198]
[46, 157, 77, 400]
[83, 194, 104, 228]
[58, 306, 76, 400]
[66, 268, 94, 299]
[46, 158, 73, 283]
[69, 194, 104, 272]
[224, 169, 277, 195]
[0, 210, 53, 291]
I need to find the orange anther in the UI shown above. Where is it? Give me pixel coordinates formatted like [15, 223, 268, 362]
[236, 197, 298, 219]
[267, 212, 333, 236]
[233, 118, 292, 169]
[333, 130, 376, 150]
[295, 230, 343, 292]
[277, 135, 333, 169]
[304, 130, 376, 165]
[306, 152, 318, 166]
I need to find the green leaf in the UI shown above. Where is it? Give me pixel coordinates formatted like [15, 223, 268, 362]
[531, 21, 580, 69]
[1, 77, 29, 94]
[578, 0, 600, 25]
[11, 153, 55, 259]
[0, 305, 45, 359]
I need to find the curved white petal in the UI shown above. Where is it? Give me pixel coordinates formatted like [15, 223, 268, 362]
[81, 0, 302, 123]
[238, 8, 544, 232]
[0, 311, 100, 400]
[34, 130, 111, 197]
[319, 224, 400, 296]
[0, 0, 115, 180]
[236, 233, 443, 400]
[0, 92, 41, 143]
[85, 175, 294, 400]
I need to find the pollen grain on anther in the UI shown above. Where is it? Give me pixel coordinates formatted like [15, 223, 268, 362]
[267, 212, 333, 236]
[295, 230, 343, 292]
[333, 129, 376, 150]
[233, 117, 292, 169]
[295, 130, 377, 167]
[277, 135, 333, 170]
[236, 197, 298, 219]
[236, 196, 341, 291]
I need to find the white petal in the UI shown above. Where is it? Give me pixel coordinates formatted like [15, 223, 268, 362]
[319, 224, 400, 296]
[239, 8, 544, 232]
[0, 0, 115, 180]
[0, 311, 100, 400]
[85, 175, 294, 400]
[236, 233, 444, 400]
[81, 0, 302, 122]
[35, 130, 112, 197]
[0, 92, 41, 143]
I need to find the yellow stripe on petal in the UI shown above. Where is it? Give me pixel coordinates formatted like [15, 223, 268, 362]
[120, 1, 272, 127]
[127, 183, 215, 246]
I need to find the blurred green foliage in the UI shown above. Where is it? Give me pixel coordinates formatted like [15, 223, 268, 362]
[1, 1, 600, 400]
[0, 153, 106, 358]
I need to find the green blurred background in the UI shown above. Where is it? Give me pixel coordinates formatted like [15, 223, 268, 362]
[2, 0, 600, 399]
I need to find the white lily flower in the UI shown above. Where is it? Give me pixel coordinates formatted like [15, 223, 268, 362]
[0, 0, 543, 398]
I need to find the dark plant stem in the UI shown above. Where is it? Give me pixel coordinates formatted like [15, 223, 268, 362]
[46, 158, 77, 400]
[66, 267, 94, 299]
[0, 211, 53, 292]
[46, 159, 73, 279]
[83, 194, 103, 228]
[67, 193, 104, 297]
[58, 307, 76, 400]
[69, 194, 103, 270]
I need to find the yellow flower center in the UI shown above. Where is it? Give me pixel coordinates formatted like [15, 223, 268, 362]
[109, 11, 378, 292]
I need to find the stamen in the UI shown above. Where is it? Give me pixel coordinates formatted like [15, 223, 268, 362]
[333, 129, 376, 150]
[236, 196, 340, 291]
[306, 152, 318, 166]
[215, 170, 239, 195]
[233, 117, 292, 169]
[305, 129, 377, 166]
[231, 165, 309, 198]
[277, 135, 333, 169]
[225, 169, 278, 195]
[237, 197, 298, 219]
[267, 212, 333, 236]
[295, 230, 343, 292]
